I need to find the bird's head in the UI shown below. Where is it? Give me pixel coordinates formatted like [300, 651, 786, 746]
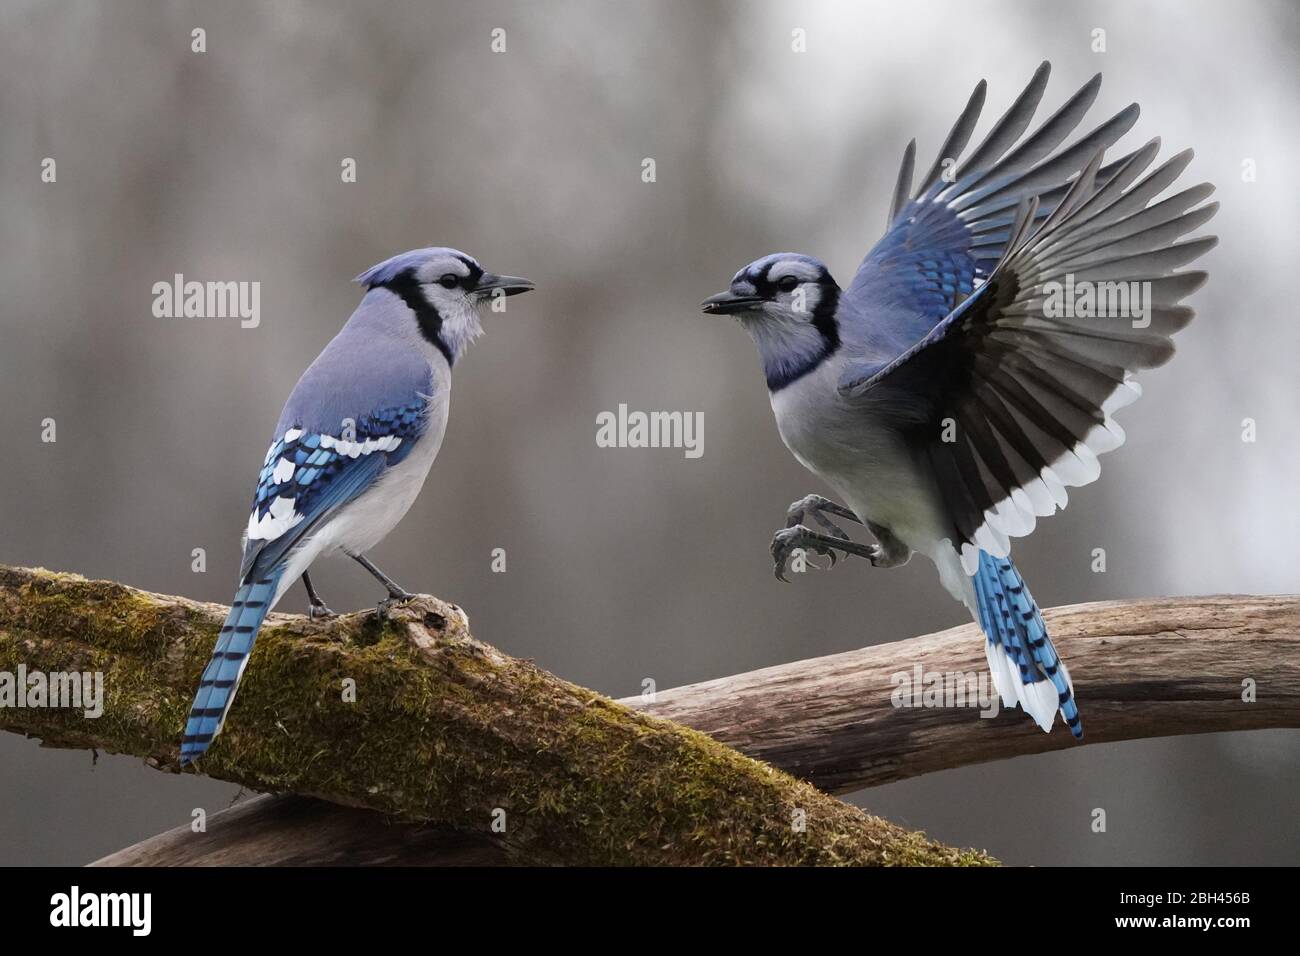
[356, 247, 534, 365]
[701, 253, 841, 391]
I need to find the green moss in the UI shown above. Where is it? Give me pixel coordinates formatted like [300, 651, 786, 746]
[0, 566, 997, 866]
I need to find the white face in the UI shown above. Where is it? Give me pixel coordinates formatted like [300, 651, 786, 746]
[414, 253, 487, 360]
[745, 258, 827, 324]
[733, 258, 830, 369]
[702, 255, 840, 390]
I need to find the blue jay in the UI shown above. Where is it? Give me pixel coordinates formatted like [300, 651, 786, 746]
[180, 248, 533, 765]
[702, 63, 1216, 737]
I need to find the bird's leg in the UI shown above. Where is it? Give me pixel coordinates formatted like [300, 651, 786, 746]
[785, 493, 861, 531]
[770, 513, 913, 581]
[784, 494, 862, 568]
[864, 521, 912, 570]
[302, 571, 336, 619]
[350, 553, 415, 614]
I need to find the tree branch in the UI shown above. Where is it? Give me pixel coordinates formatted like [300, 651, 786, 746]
[90, 794, 509, 867]
[625, 594, 1300, 793]
[7, 565, 1293, 865]
[0, 566, 987, 867]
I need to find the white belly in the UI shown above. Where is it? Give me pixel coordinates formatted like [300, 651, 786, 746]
[322, 413, 446, 555]
[769, 359, 973, 608]
[770, 361, 938, 540]
[271, 388, 449, 607]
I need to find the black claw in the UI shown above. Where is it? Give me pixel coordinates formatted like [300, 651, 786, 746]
[823, 501, 860, 522]
[771, 528, 800, 582]
[376, 592, 415, 618]
[770, 520, 872, 581]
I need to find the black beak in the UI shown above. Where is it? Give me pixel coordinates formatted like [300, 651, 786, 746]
[477, 273, 535, 297]
[701, 290, 762, 315]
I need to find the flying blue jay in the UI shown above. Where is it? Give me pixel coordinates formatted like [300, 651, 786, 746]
[180, 248, 533, 765]
[702, 63, 1216, 737]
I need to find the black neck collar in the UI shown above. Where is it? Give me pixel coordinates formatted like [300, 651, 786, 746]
[374, 271, 454, 367]
[766, 286, 841, 392]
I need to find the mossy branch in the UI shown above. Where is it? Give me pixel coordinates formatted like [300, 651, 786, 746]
[0, 566, 989, 866]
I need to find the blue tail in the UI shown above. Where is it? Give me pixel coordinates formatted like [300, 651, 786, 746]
[972, 551, 1081, 738]
[180, 569, 284, 765]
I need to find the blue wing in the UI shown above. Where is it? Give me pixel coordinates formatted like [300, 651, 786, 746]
[836, 62, 1143, 382]
[240, 399, 429, 582]
[842, 144, 1216, 570]
[183, 400, 429, 765]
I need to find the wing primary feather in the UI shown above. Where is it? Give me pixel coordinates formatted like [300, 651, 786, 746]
[951, 69, 1102, 203]
[948, 61, 1052, 192]
[916, 80, 987, 196]
[1034, 138, 1163, 247]
[996, 196, 1040, 271]
[888, 138, 917, 229]
[1030, 147, 1105, 241]
[1043, 235, 1218, 284]
[987, 71, 1103, 175]
[1042, 183, 1216, 262]
[1051, 149, 1196, 246]
[956, 141, 1148, 232]
[954, 104, 1137, 215]
[1037, 201, 1219, 272]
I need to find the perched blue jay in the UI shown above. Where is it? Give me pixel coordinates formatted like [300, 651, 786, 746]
[702, 63, 1216, 737]
[180, 248, 533, 765]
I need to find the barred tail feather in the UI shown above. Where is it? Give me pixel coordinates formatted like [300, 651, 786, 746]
[973, 550, 1081, 737]
[180, 569, 284, 765]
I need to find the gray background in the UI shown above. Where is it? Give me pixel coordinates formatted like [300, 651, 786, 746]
[1, 0, 1297, 865]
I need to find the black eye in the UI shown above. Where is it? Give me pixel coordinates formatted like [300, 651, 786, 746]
[776, 275, 800, 293]
[438, 274, 460, 289]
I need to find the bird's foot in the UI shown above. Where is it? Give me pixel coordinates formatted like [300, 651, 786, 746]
[351, 554, 417, 618]
[307, 602, 337, 620]
[784, 494, 862, 567]
[774, 496, 867, 576]
[302, 572, 336, 620]
[376, 589, 416, 618]
[785, 494, 861, 530]
[771, 524, 882, 582]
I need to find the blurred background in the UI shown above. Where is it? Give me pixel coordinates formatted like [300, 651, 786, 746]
[1, 0, 1297, 865]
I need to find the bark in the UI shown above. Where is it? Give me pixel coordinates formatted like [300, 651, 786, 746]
[90, 794, 508, 867]
[626, 594, 1300, 793]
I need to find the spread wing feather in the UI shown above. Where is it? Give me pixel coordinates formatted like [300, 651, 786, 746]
[842, 143, 1216, 568]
